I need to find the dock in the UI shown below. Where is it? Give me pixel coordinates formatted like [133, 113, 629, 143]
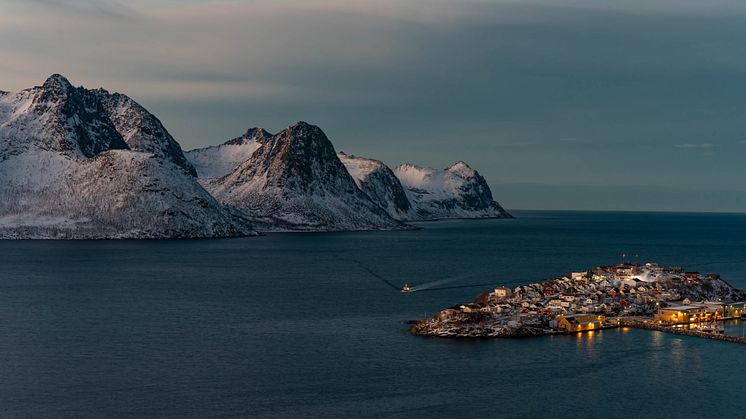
[621, 319, 746, 344]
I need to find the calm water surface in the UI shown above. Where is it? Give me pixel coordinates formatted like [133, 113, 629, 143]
[1, 210, 745, 418]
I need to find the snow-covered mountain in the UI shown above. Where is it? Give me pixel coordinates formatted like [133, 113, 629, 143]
[394, 162, 512, 220]
[0, 74, 256, 238]
[187, 124, 511, 227]
[185, 127, 271, 178]
[337, 152, 412, 219]
[95, 90, 197, 176]
[0, 74, 129, 160]
[202, 122, 407, 231]
[337, 151, 511, 221]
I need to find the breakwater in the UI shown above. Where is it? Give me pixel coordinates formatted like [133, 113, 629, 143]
[622, 320, 746, 344]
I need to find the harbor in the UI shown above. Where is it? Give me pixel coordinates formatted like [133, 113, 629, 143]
[410, 262, 746, 344]
[619, 318, 746, 344]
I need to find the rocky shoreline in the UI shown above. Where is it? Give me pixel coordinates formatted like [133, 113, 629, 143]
[410, 263, 746, 340]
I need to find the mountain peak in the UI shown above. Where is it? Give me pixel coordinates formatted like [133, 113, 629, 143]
[448, 160, 471, 169]
[290, 120, 313, 129]
[204, 122, 406, 231]
[285, 121, 325, 138]
[245, 127, 272, 139]
[269, 122, 328, 151]
[42, 74, 73, 92]
[446, 161, 475, 175]
[224, 127, 273, 146]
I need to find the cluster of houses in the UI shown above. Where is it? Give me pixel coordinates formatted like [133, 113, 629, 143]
[450, 263, 745, 333]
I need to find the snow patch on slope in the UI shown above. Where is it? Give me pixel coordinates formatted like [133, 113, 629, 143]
[96, 90, 197, 175]
[185, 128, 271, 178]
[0, 149, 256, 239]
[337, 152, 412, 219]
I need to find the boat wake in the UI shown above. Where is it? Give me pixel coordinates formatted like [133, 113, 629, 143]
[351, 259, 525, 294]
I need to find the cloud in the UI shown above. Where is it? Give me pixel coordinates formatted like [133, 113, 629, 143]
[674, 143, 715, 148]
[3, 0, 746, 207]
[3, 0, 140, 19]
[490, 140, 537, 148]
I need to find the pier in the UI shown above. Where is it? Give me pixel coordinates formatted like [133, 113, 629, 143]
[621, 319, 746, 344]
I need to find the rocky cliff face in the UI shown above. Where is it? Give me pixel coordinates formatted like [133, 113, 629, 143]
[203, 122, 407, 231]
[0, 75, 255, 239]
[185, 127, 272, 178]
[394, 162, 511, 220]
[337, 152, 411, 219]
[95, 90, 197, 175]
[0, 74, 128, 160]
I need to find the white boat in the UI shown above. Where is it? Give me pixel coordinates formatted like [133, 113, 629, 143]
[699, 322, 725, 334]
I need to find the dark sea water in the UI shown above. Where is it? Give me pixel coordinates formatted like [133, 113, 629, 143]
[1, 210, 746, 418]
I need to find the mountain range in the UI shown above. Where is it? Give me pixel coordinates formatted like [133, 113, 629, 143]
[0, 75, 511, 238]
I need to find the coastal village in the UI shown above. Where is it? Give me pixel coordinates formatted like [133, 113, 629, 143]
[411, 263, 746, 340]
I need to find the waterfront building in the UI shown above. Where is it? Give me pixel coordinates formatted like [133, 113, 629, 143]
[702, 301, 745, 319]
[723, 302, 745, 318]
[654, 305, 710, 323]
[555, 314, 606, 332]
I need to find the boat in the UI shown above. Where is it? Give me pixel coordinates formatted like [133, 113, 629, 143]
[699, 320, 725, 334]
[401, 284, 411, 294]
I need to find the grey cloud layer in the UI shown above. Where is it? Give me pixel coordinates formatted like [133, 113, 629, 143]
[2, 0, 746, 211]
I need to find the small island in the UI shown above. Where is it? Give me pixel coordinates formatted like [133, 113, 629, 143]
[411, 263, 746, 342]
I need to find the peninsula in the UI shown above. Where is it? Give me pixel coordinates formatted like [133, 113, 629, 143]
[411, 263, 746, 340]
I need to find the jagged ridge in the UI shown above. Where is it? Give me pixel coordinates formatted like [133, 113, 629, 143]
[203, 122, 408, 231]
[0, 74, 256, 239]
[95, 89, 197, 176]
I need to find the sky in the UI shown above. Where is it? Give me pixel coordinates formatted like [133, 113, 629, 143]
[2, 0, 746, 212]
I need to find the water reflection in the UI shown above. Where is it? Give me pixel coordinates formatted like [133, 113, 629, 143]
[575, 329, 599, 353]
[670, 318, 746, 337]
[723, 318, 746, 337]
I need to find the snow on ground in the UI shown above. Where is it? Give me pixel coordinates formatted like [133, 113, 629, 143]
[337, 152, 412, 220]
[185, 128, 272, 179]
[394, 162, 510, 220]
[187, 141, 263, 178]
[0, 150, 257, 238]
[0, 75, 258, 239]
[337, 152, 379, 186]
[396, 162, 471, 200]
